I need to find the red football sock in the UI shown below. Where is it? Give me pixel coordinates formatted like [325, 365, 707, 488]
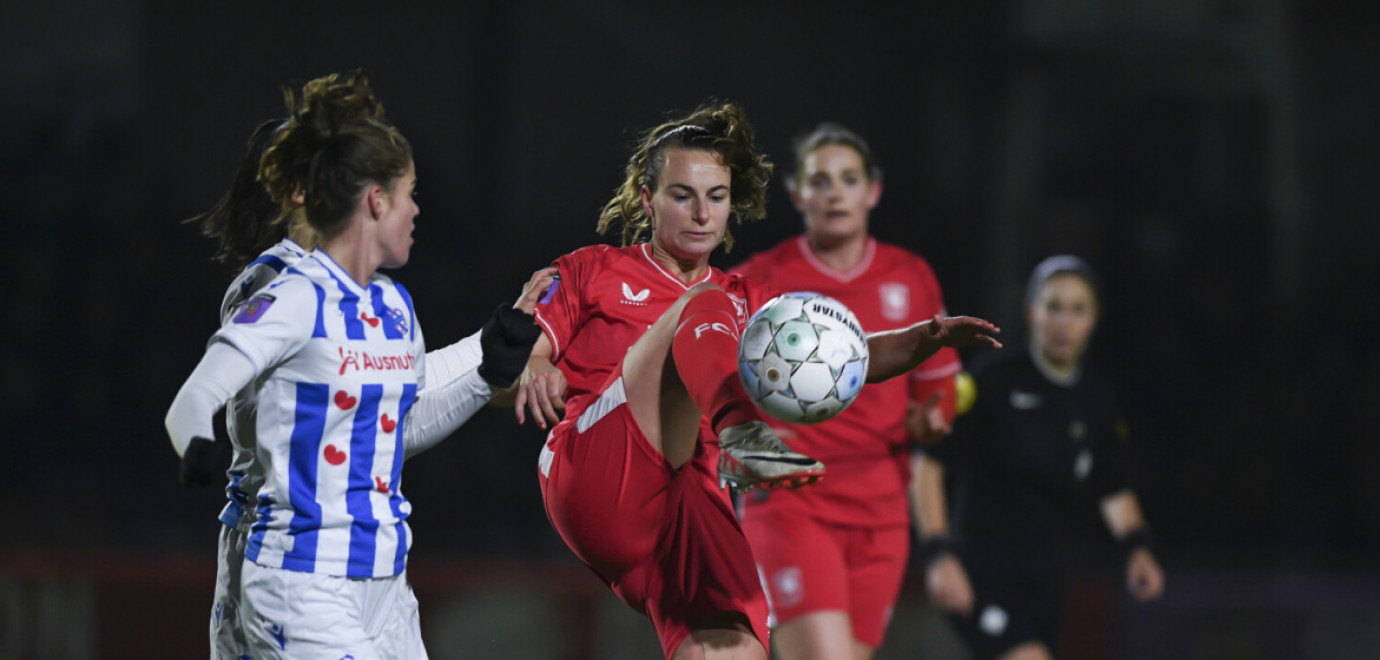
[671, 289, 761, 434]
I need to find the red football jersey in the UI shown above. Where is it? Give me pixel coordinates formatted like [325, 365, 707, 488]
[731, 236, 961, 526]
[534, 243, 779, 413]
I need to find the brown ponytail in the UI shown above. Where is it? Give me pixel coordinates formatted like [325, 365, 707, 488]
[258, 70, 409, 238]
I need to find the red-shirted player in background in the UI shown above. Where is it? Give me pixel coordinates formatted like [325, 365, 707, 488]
[515, 103, 1000, 660]
[730, 123, 962, 660]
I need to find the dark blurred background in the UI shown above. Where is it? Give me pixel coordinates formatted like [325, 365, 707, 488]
[4, 0, 1378, 657]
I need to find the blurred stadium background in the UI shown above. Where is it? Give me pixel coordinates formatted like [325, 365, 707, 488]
[3, 1, 1377, 657]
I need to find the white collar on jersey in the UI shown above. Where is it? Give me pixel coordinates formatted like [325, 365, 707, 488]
[638, 243, 714, 290]
[309, 249, 372, 296]
[1030, 343, 1082, 388]
[281, 237, 308, 258]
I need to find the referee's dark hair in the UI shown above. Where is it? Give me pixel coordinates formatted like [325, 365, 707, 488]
[1024, 255, 1100, 307]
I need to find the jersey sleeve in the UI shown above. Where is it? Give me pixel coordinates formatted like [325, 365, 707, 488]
[920, 365, 987, 466]
[212, 273, 318, 376]
[220, 263, 279, 325]
[532, 249, 592, 363]
[910, 374, 958, 427]
[907, 255, 962, 419]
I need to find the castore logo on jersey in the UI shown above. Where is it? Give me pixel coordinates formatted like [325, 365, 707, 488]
[621, 282, 650, 305]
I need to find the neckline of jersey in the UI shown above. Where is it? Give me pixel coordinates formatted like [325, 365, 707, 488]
[310, 249, 372, 297]
[795, 235, 877, 283]
[638, 243, 714, 290]
[281, 237, 308, 258]
[1029, 343, 1082, 388]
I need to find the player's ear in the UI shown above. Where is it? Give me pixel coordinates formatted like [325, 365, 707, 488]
[865, 180, 882, 210]
[789, 186, 804, 212]
[640, 185, 655, 220]
[366, 185, 385, 219]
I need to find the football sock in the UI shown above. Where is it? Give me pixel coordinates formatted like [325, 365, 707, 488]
[671, 288, 761, 435]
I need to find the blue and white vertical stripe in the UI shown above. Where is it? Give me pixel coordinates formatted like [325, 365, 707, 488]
[231, 250, 422, 579]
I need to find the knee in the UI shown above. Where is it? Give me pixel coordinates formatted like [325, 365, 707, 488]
[676, 283, 732, 318]
[684, 282, 725, 299]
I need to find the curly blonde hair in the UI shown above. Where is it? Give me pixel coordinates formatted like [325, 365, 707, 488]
[597, 101, 773, 252]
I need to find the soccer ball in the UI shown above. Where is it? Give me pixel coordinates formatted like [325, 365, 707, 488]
[737, 292, 870, 424]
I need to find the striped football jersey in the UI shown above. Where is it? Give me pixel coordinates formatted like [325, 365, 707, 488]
[215, 250, 426, 578]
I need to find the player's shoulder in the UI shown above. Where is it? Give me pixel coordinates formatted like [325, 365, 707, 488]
[551, 243, 628, 281]
[758, 237, 808, 266]
[258, 259, 330, 302]
[560, 243, 620, 266]
[728, 236, 804, 281]
[872, 239, 937, 273]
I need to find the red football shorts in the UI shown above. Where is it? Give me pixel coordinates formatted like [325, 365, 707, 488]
[539, 377, 771, 658]
[740, 508, 910, 648]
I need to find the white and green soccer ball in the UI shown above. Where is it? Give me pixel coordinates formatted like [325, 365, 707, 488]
[737, 292, 870, 424]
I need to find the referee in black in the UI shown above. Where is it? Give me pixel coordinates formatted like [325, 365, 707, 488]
[910, 255, 1164, 660]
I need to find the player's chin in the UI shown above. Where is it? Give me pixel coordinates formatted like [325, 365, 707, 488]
[674, 238, 718, 259]
[382, 250, 412, 269]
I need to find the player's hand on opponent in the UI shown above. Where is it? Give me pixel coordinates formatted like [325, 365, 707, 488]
[1126, 548, 1165, 601]
[921, 315, 1002, 350]
[515, 267, 557, 315]
[515, 356, 566, 430]
[925, 554, 975, 615]
[907, 391, 952, 446]
[180, 436, 231, 488]
[478, 268, 557, 390]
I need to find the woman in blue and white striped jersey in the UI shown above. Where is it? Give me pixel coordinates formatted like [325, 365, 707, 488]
[167, 70, 545, 660]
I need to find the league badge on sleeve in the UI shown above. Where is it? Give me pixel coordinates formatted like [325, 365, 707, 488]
[538, 275, 561, 304]
[233, 294, 276, 324]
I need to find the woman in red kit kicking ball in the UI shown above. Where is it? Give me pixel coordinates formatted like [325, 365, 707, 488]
[517, 101, 1001, 659]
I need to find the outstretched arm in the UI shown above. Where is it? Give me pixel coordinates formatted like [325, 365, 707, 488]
[404, 267, 556, 457]
[866, 315, 1001, 383]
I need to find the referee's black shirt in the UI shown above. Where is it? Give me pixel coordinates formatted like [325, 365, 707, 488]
[922, 349, 1132, 581]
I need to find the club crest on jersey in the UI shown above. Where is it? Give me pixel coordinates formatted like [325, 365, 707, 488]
[728, 293, 748, 324]
[233, 294, 276, 324]
[621, 282, 650, 306]
[385, 307, 409, 335]
[879, 283, 909, 322]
